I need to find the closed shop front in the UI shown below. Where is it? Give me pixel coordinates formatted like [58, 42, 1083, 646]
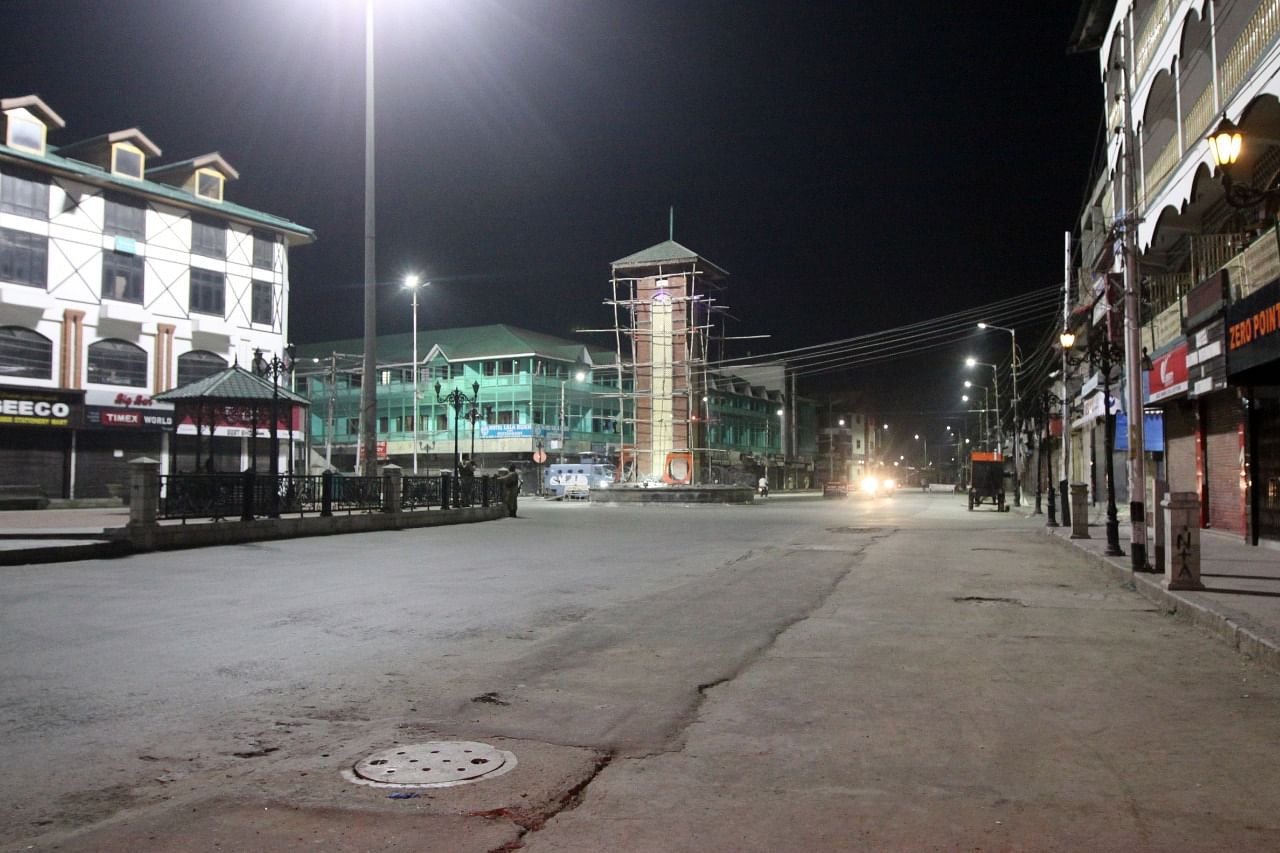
[0, 385, 84, 499]
[1225, 277, 1280, 543]
[1204, 392, 1245, 535]
[79, 391, 173, 500]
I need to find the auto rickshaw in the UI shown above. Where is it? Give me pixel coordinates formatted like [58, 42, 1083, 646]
[967, 451, 1008, 512]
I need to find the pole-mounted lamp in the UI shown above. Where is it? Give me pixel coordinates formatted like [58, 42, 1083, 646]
[1208, 115, 1280, 209]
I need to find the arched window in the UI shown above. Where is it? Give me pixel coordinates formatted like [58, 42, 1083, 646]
[177, 349, 226, 386]
[87, 339, 147, 387]
[0, 326, 52, 379]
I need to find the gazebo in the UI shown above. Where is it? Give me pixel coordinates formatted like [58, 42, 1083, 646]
[153, 364, 310, 475]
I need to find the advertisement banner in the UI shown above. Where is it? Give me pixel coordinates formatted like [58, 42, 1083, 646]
[1148, 342, 1188, 403]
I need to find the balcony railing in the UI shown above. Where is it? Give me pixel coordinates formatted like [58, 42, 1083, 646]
[1219, 0, 1280, 106]
[1142, 133, 1181, 206]
[1182, 84, 1216, 152]
[1147, 298, 1185, 351]
[1144, 272, 1192, 319]
[1236, 227, 1280, 299]
[1190, 233, 1243, 284]
[1135, 0, 1173, 83]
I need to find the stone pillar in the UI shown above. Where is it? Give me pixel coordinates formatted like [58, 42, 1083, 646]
[1069, 483, 1090, 539]
[1163, 492, 1204, 590]
[128, 457, 160, 528]
[382, 464, 402, 514]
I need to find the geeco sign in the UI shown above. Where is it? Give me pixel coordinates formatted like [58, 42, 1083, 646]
[0, 386, 84, 428]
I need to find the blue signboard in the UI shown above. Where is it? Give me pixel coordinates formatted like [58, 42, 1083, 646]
[479, 424, 533, 439]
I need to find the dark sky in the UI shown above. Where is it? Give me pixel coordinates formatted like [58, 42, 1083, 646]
[2, 1, 1101, 418]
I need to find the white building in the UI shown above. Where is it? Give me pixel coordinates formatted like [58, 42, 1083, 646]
[0, 94, 314, 500]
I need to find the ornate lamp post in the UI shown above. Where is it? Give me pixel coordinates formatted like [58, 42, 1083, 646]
[1063, 330, 1125, 556]
[253, 343, 296, 518]
[1036, 387, 1064, 525]
[435, 379, 480, 485]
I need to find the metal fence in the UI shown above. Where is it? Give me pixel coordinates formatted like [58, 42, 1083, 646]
[157, 470, 497, 521]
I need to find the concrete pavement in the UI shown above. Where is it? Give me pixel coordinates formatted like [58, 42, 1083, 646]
[6, 493, 1280, 849]
[1013, 496, 1280, 676]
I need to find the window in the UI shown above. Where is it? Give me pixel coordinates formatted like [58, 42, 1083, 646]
[87, 339, 147, 387]
[195, 169, 223, 202]
[104, 194, 145, 240]
[189, 268, 225, 316]
[0, 326, 52, 379]
[176, 350, 226, 386]
[111, 144, 144, 179]
[498, 360, 515, 375]
[252, 232, 275, 268]
[0, 227, 47, 288]
[0, 168, 49, 219]
[7, 116, 45, 153]
[102, 251, 144, 303]
[484, 361, 497, 376]
[427, 363, 451, 380]
[251, 280, 273, 325]
[434, 413, 447, 431]
[191, 217, 224, 258]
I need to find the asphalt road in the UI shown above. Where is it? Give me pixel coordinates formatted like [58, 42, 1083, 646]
[3, 492, 1280, 850]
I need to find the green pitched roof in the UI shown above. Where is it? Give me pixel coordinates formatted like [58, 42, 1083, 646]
[297, 323, 603, 366]
[611, 239, 727, 276]
[0, 142, 314, 243]
[153, 364, 310, 404]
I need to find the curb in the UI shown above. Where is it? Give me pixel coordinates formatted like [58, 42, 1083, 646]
[1040, 529, 1280, 676]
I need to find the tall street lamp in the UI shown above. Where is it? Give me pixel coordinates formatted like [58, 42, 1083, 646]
[436, 380, 480, 488]
[977, 322, 1020, 505]
[359, 0, 378, 476]
[403, 274, 429, 474]
[559, 369, 586, 463]
[963, 381, 990, 449]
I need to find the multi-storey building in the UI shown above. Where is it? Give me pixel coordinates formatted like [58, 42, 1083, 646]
[0, 94, 314, 499]
[297, 323, 818, 490]
[1070, 1, 1280, 545]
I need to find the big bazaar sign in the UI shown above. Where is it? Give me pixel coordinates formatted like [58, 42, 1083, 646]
[1148, 342, 1188, 403]
[1227, 279, 1280, 376]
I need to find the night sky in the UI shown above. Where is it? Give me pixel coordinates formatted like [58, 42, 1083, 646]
[2, 1, 1101, 420]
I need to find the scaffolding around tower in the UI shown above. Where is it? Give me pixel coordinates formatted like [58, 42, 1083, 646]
[606, 240, 727, 485]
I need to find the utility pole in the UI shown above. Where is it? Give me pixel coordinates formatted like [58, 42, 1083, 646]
[1120, 19, 1148, 571]
[325, 352, 336, 470]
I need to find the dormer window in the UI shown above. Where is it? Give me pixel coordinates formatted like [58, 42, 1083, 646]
[111, 142, 145, 179]
[7, 115, 45, 153]
[1, 96, 65, 157]
[195, 168, 223, 202]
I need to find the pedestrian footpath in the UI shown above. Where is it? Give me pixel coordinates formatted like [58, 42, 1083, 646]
[0, 507, 132, 564]
[1014, 497, 1280, 675]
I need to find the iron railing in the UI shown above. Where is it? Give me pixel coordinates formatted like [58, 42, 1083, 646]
[157, 470, 501, 521]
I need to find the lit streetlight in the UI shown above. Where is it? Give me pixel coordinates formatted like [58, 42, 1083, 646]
[403, 274, 428, 474]
[559, 369, 587, 462]
[976, 323, 1020, 504]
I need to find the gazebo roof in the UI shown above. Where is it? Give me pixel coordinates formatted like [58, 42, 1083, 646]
[153, 364, 310, 405]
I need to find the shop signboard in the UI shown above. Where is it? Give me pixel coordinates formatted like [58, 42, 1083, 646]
[83, 390, 174, 430]
[1226, 278, 1280, 377]
[1148, 342, 1188, 403]
[0, 385, 83, 428]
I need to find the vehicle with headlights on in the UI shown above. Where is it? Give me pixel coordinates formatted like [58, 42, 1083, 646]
[858, 475, 896, 498]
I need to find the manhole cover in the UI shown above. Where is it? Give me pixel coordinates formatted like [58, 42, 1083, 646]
[828, 526, 887, 535]
[347, 741, 517, 788]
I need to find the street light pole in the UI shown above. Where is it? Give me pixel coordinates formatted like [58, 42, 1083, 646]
[977, 323, 1020, 505]
[403, 275, 427, 475]
[559, 369, 586, 463]
[358, 0, 378, 477]
[435, 380, 480, 485]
